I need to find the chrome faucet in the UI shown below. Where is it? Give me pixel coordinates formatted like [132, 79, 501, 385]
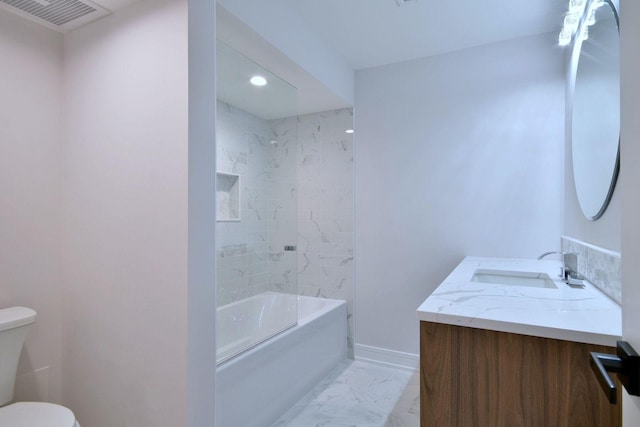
[537, 251, 585, 287]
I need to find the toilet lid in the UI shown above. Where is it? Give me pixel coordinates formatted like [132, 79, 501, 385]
[0, 402, 77, 427]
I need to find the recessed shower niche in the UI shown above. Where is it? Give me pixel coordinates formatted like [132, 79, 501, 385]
[216, 172, 240, 221]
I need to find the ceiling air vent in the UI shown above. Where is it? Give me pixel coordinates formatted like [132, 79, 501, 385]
[0, 0, 110, 32]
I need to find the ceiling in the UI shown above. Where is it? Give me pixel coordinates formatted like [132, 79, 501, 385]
[90, 0, 142, 13]
[280, 0, 568, 70]
[214, 0, 568, 117]
[85, 0, 569, 118]
[216, 5, 352, 119]
[95, 0, 567, 71]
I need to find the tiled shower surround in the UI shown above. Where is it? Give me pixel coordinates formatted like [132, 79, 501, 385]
[561, 236, 621, 305]
[216, 101, 276, 305]
[267, 115, 299, 295]
[294, 108, 355, 354]
[216, 102, 355, 353]
[217, 100, 302, 303]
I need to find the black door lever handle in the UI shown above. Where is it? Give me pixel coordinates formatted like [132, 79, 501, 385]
[590, 341, 640, 404]
[590, 351, 623, 403]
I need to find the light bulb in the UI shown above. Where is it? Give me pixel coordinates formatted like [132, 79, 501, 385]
[559, 28, 573, 46]
[250, 76, 267, 87]
[563, 13, 580, 34]
[579, 26, 589, 41]
[585, 8, 596, 25]
[586, 1, 605, 26]
[569, 0, 586, 13]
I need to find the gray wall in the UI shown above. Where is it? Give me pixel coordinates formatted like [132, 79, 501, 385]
[63, 0, 190, 425]
[620, 0, 640, 422]
[0, 9, 64, 405]
[355, 33, 565, 355]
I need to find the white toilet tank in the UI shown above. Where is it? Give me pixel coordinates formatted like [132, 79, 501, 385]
[0, 307, 36, 406]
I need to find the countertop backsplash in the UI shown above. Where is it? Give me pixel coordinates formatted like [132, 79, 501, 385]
[561, 236, 621, 305]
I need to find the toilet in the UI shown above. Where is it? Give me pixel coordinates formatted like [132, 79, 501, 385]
[0, 307, 80, 427]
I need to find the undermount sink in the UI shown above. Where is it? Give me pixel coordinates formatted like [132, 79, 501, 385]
[471, 269, 558, 289]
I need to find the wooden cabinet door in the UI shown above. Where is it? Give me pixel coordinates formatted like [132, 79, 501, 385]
[420, 322, 621, 427]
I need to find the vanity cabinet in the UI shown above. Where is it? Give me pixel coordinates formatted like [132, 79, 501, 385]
[420, 321, 621, 427]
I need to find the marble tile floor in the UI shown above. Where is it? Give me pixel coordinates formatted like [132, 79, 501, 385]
[272, 360, 420, 427]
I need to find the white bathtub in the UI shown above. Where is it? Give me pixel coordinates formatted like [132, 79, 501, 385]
[216, 292, 347, 427]
[216, 292, 299, 364]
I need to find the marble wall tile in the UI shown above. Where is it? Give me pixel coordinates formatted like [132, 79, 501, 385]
[561, 236, 621, 305]
[270, 116, 298, 147]
[216, 101, 270, 305]
[216, 103, 354, 356]
[295, 107, 355, 355]
[266, 114, 298, 297]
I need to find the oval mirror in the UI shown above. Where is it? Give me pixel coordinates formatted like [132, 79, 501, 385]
[571, 0, 620, 220]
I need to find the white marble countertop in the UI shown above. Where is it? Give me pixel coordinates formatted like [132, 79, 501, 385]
[416, 256, 621, 347]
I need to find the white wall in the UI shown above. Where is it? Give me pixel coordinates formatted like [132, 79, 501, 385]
[355, 33, 565, 355]
[187, 0, 217, 425]
[62, 0, 190, 425]
[0, 10, 64, 404]
[621, 0, 640, 423]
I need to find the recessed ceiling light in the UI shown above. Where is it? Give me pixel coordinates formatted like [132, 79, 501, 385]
[250, 75, 267, 86]
[345, 129, 354, 134]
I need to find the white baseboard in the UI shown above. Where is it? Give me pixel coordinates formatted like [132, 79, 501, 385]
[354, 344, 419, 371]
